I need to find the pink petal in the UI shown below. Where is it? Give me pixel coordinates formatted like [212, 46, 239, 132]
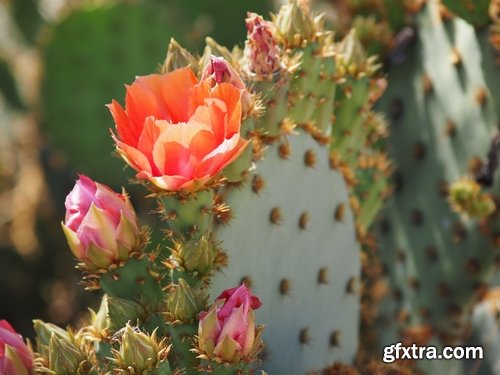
[64, 174, 97, 231]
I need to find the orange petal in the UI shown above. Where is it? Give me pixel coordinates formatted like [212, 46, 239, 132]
[160, 67, 198, 123]
[211, 83, 243, 136]
[189, 129, 218, 160]
[107, 100, 139, 147]
[189, 80, 211, 114]
[206, 98, 228, 143]
[148, 175, 192, 191]
[152, 139, 195, 177]
[155, 119, 211, 149]
[137, 118, 170, 175]
[114, 137, 153, 175]
[194, 135, 249, 178]
[125, 75, 168, 128]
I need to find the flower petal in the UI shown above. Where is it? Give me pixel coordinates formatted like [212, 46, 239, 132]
[210, 82, 243, 137]
[148, 175, 192, 192]
[213, 333, 241, 363]
[114, 138, 154, 176]
[125, 75, 169, 128]
[61, 222, 85, 259]
[194, 136, 249, 178]
[160, 67, 198, 123]
[4, 345, 30, 375]
[77, 203, 117, 250]
[107, 100, 139, 147]
[64, 174, 96, 231]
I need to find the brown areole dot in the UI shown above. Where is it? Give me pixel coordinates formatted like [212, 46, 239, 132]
[299, 328, 310, 344]
[450, 48, 462, 66]
[279, 279, 290, 295]
[270, 207, 283, 225]
[445, 119, 457, 138]
[447, 304, 462, 317]
[240, 276, 253, 288]
[345, 277, 356, 294]
[304, 149, 317, 168]
[438, 180, 449, 197]
[299, 212, 310, 230]
[426, 246, 439, 263]
[379, 218, 391, 235]
[411, 210, 424, 226]
[335, 203, 346, 222]
[413, 141, 426, 161]
[465, 259, 481, 275]
[252, 174, 265, 194]
[475, 87, 487, 107]
[422, 74, 433, 96]
[396, 249, 406, 263]
[278, 143, 291, 159]
[437, 282, 452, 298]
[318, 268, 329, 284]
[389, 97, 404, 122]
[329, 331, 340, 347]
[419, 307, 431, 319]
[408, 277, 420, 290]
[393, 288, 403, 302]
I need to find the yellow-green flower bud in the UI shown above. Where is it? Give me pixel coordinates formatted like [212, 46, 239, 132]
[449, 177, 496, 218]
[113, 324, 169, 372]
[48, 333, 85, 375]
[166, 279, 207, 323]
[336, 29, 369, 77]
[163, 38, 199, 74]
[172, 235, 217, 277]
[274, 0, 315, 48]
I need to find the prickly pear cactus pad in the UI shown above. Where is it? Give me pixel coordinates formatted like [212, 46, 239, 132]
[376, 0, 500, 345]
[211, 131, 360, 373]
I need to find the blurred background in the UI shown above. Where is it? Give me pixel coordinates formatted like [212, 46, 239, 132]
[0, 0, 278, 339]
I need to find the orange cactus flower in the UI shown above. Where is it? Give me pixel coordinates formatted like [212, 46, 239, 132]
[108, 67, 249, 192]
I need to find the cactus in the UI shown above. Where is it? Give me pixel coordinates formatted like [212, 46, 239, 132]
[206, 2, 390, 373]
[374, 0, 500, 353]
[23, 1, 393, 374]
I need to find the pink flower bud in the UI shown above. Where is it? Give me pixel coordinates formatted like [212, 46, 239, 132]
[197, 284, 263, 363]
[201, 56, 253, 117]
[0, 320, 33, 375]
[244, 12, 282, 78]
[61, 175, 139, 270]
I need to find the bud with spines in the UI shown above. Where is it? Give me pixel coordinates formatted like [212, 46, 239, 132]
[244, 12, 282, 80]
[166, 279, 207, 323]
[33, 320, 71, 358]
[200, 55, 253, 118]
[273, 0, 316, 48]
[48, 333, 87, 375]
[449, 177, 496, 219]
[61, 175, 140, 271]
[336, 29, 376, 77]
[111, 323, 170, 373]
[196, 284, 264, 364]
[163, 38, 199, 74]
[168, 235, 217, 278]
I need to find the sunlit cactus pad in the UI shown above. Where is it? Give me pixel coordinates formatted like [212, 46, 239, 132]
[212, 130, 360, 374]
[376, 0, 500, 344]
